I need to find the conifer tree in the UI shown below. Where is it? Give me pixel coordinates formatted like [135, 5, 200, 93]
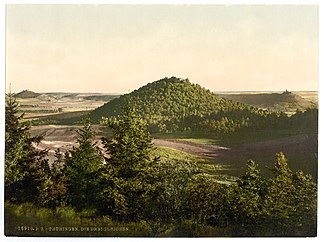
[5, 91, 49, 204]
[64, 119, 104, 211]
[101, 107, 154, 179]
[263, 152, 295, 235]
[42, 149, 67, 207]
[233, 160, 265, 229]
[100, 107, 155, 218]
[291, 170, 317, 236]
[182, 174, 222, 225]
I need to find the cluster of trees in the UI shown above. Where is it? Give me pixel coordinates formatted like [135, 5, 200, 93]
[178, 107, 317, 135]
[91, 77, 318, 135]
[5, 93, 317, 236]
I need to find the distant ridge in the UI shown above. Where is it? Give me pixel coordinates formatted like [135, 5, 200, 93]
[15, 90, 41, 98]
[218, 92, 316, 113]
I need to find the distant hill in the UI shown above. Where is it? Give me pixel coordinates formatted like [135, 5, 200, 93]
[15, 90, 41, 98]
[43, 93, 119, 102]
[90, 77, 253, 132]
[218, 92, 317, 113]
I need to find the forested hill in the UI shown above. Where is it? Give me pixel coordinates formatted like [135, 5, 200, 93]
[90, 77, 255, 132]
[15, 90, 41, 98]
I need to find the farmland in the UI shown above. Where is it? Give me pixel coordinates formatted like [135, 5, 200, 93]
[16, 90, 119, 120]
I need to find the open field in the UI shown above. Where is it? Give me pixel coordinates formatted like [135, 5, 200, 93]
[16, 92, 119, 120]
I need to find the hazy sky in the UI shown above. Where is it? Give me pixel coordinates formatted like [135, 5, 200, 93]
[6, 4, 318, 93]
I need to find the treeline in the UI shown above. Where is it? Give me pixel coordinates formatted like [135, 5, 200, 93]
[176, 107, 318, 134]
[5, 93, 317, 236]
[91, 77, 317, 135]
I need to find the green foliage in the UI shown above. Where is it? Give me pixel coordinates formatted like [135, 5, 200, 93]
[91, 77, 256, 133]
[91, 77, 317, 137]
[101, 107, 154, 178]
[5, 141, 318, 237]
[182, 174, 226, 225]
[261, 153, 317, 236]
[263, 153, 295, 223]
[5, 132, 30, 186]
[291, 171, 317, 235]
[41, 149, 67, 208]
[63, 119, 104, 211]
[5, 92, 28, 151]
[5, 91, 51, 205]
[99, 108, 157, 218]
[225, 160, 266, 235]
[142, 159, 199, 223]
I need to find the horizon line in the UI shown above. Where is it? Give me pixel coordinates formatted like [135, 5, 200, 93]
[9, 89, 319, 95]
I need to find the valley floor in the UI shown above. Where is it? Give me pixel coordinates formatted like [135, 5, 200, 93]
[30, 125, 318, 179]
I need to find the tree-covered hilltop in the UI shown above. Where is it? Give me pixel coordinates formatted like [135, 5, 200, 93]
[14, 89, 41, 98]
[91, 77, 257, 132]
[91, 76, 227, 119]
[91, 77, 318, 134]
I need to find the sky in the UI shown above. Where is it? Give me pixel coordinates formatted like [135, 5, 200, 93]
[6, 4, 319, 93]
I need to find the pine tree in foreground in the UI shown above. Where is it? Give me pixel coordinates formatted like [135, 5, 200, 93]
[64, 119, 104, 211]
[5, 91, 50, 204]
[100, 107, 156, 219]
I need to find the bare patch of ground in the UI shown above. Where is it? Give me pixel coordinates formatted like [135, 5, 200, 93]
[30, 125, 109, 161]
